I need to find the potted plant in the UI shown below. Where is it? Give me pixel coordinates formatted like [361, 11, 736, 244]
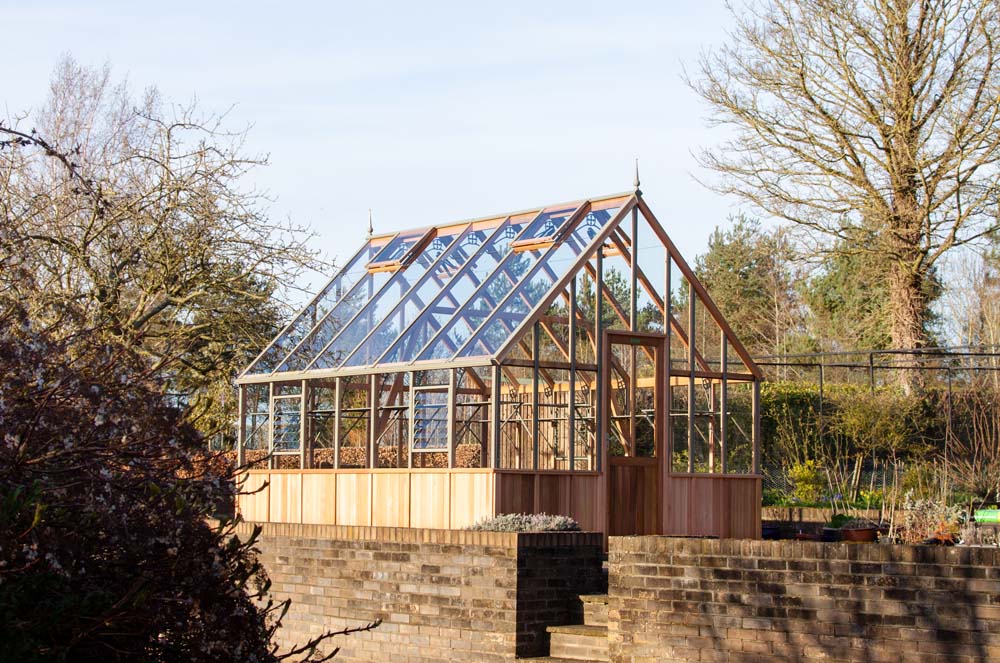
[821, 513, 851, 542]
[839, 517, 879, 543]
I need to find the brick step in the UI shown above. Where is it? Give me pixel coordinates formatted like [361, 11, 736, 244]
[579, 594, 609, 627]
[520, 657, 606, 663]
[546, 624, 609, 662]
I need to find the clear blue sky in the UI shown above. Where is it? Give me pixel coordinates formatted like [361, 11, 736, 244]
[4, 1, 744, 296]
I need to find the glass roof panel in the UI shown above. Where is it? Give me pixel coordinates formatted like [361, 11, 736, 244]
[516, 204, 577, 242]
[456, 204, 622, 358]
[305, 229, 461, 370]
[376, 213, 535, 365]
[369, 229, 426, 265]
[415, 203, 585, 362]
[272, 268, 393, 373]
[341, 223, 493, 368]
[243, 240, 378, 375]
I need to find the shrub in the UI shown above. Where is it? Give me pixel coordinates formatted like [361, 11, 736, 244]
[762, 488, 788, 506]
[788, 460, 826, 504]
[0, 307, 371, 662]
[896, 492, 963, 544]
[827, 513, 853, 528]
[466, 513, 581, 532]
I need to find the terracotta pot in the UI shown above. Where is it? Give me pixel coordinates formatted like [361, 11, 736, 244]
[841, 527, 878, 543]
[794, 532, 821, 541]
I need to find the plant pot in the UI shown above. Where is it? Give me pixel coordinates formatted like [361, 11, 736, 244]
[821, 527, 842, 542]
[794, 532, 821, 541]
[841, 527, 878, 543]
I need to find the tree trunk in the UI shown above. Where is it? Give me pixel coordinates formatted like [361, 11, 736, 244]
[888, 259, 928, 394]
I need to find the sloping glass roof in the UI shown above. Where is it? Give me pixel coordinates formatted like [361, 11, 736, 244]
[241, 192, 633, 378]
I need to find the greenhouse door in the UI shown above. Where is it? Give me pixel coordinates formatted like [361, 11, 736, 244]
[605, 333, 665, 536]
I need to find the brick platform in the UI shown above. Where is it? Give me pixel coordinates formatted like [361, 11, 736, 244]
[236, 522, 604, 661]
[608, 536, 1000, 663]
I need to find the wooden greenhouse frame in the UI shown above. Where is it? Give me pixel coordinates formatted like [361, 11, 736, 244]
[236, 188, 763, 540]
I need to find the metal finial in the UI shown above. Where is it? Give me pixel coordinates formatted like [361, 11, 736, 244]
[633, 158, 640, 190]
[367, 209, 374, 238]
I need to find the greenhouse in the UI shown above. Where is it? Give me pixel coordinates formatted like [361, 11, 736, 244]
[236, 188, 762, 539]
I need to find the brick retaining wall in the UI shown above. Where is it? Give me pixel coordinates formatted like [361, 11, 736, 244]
[608, 536, 1000, 663]
[237, 522, 603, 661]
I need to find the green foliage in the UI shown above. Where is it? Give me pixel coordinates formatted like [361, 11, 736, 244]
[694, 215, 804, 356]
[801, 245, 892, 352]
[788, 460, 826, 503]
[466, 513, 581, 532]
[762, 488, 787, 506]
[827, 513, 852, 529]
[900, 462, 941, 500]
[858, 488, 884, 509]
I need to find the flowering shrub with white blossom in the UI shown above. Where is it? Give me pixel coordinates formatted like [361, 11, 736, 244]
[0, 306, 374, 662]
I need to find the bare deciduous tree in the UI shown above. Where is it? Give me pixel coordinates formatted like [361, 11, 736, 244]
[0, 57, 325, 440]
[691, 0, 1000, 391]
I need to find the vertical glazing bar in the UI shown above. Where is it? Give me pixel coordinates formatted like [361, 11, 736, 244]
[447, 369, 457, 469]
[333, 377, 341, 469]
[687, 282, 696, 474]
[532, 322, 540, 471]
[665, 257, 672, 465]
[407, 373, 415, 469]
[237, 385, 246, 467]
[752, 380, 761, 475]
[369, 373, 378, 469]
[630, 345, 637, 456]
[720, 332, 729, 474]
[267, 382, 275, 470]
[708, 381, 715, 473]
[630, 208, 638, 330]
[300, 379, 308, 469]
[568, 277, 577, 471]
[594, 250, 604, 474]
[491, 365, 501, 469]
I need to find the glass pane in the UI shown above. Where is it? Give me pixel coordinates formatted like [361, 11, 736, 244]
[455, 367, 490, 468]
[413, 388, 449, 451]
[309, 230, 459, 369]
[538, 369, 570, 470]
[499, 365, 533, 469]
[245, 241, 376, 374]
[244, 384, 270, 456]
[339, 378, 370, 467]
[272, 397, 301, 452]
[379, 213, 534, 365]
[273, 269, 391, 372]
[375, 373, 410, 467]
[457, 204, 621, 358]
[417, 204, 596, 362]
[308, 385, 337, 468]
[573, 369, 597, 470]
[342, 224, 485, 367]
[369, 229, 426, 264]
[518, 204, 577, 242]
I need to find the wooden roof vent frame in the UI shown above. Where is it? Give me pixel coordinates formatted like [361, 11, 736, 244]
[366, 227, 437, 274]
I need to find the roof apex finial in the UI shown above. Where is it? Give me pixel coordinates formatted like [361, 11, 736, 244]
[367, 209, 374, 239]
[633, 158, 641, 194]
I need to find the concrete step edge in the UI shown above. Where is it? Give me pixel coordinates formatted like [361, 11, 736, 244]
[578, 594, 609, 604]
[546, 624, 609, 637]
